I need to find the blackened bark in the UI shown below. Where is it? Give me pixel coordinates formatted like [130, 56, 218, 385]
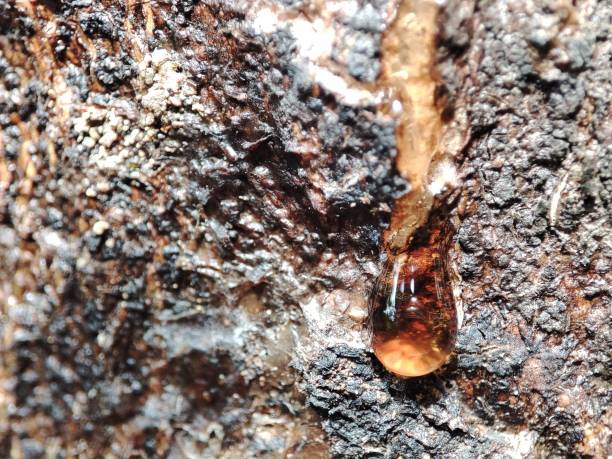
[0, 1, 609, 458]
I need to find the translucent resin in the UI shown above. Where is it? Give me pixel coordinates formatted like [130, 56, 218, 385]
[369, 228, 457, 377]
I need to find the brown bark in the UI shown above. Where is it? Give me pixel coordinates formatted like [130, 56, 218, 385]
[0, 0, 609, 458]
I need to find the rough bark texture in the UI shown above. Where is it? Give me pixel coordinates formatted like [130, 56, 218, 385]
[0, 0, 609, 458]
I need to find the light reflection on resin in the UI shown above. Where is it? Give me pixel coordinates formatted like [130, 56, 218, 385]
[369, 227, 457, 377]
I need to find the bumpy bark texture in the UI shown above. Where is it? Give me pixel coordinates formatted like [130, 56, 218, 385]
[0, 0, 609, 458]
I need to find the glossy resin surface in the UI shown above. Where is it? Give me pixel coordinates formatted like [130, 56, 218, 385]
[370, 227, 457, 377]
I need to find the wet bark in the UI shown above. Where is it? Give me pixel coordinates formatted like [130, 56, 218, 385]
[0, 0, 609, 458]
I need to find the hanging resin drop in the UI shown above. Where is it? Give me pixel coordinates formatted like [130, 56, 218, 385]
[369, 227, 457, 377]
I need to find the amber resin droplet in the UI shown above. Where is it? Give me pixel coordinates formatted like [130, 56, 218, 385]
[369, 227, 457, 377]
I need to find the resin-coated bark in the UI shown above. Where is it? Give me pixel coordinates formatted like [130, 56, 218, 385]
[0, 0, 609, 458]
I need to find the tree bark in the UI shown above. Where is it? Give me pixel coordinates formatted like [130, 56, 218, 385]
[0, 0, 609, 458]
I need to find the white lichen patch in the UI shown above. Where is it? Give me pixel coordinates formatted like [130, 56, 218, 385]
[71, 47, 210, 180]
[73, 105, 134, 171]
[247, 1, 379, 106]
[137, 49, 198, 122]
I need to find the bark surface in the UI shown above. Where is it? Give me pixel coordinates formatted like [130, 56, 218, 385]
[0, 0, 609, 458]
